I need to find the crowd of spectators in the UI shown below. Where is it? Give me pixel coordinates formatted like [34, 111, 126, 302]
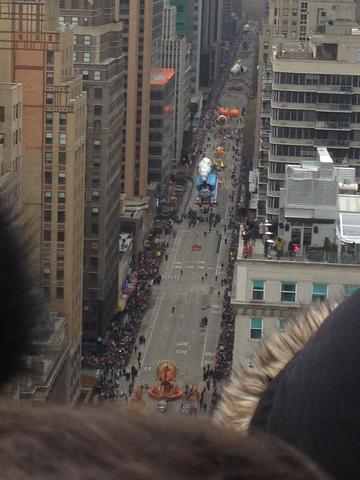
[82, 239, 167, 400]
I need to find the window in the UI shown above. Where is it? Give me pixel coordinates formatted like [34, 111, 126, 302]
[94, 71, 101, 81]
[43, 230, 51, 241]
[73, 52, 77, 62]
[43, 268, 50, 279]
[58, 192, 66, 203]
[312, 283, 328, 302]
[46, 51, 54, 64]
[93, 139, 101, 151]
[82, 70, 89, 80]
[59, 152, 66, 165]
[94, 88, 102, 99]
[281, 282, 296, 302]
[57, 231, 65, 242]
[343, 284, 359, 297]
[59, 133, 67, 145]
[56, 287, 64, 298]
[59, 113, 67, 126]
[44, 210, 51, 222]
[250, 318, 263, 339]
[0, 133, 4, 144]
[58, 211, 65, 223]
[252, 280, 265, 300]
[83, 52, 91, 63]
[90, 256, 98, 267]
[57, 269, 64, 280]
[94, 105, 102, 116]
[44, 191, 52, 202]
[91, 207, 99, 215]
[84, 35, 91, 46]
[44, 172, 52, 184]
[45, 112, 53, 125]
[279, 319, 286, 331]
[58, 172, 66, 185]
[46, 72, 54, 85]
[46, 93, 54, 105]
[45, 133, 53, 144]
[0, 106, 4, 122]
[71, 16, 79, 25]
[92, 190, 100, 201]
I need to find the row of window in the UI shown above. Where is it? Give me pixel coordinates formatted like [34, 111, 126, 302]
[45, 132, 67, 145]
[0, 129, 21, 146]
[252, 280, 358, 303]
[250, 318, 285, 340]
[274, 72, 360, 88]
[0, 103, 21, 122]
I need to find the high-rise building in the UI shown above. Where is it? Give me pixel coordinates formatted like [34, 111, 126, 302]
[0, 0, 87, 402]
[60, 1, 125, 344]
[268, 0, 357, 41]
[267, 22, 360, 218]
[161, 1, 191, 163]
[170, 0, 204, 96]
[0, 83, 22, 218]
[148, 67, 176, 188]
[119, 0, 159, 198]
[255, 0, 360, 220]
[200, 0, 223, 88]
[153, 0, 165, 66]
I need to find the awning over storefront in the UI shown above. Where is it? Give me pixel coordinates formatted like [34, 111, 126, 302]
[336, 212, 360, 244]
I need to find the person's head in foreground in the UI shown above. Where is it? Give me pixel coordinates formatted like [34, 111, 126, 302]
[0, 404, 330, 480]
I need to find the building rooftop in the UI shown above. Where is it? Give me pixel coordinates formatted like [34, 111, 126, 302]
[150, 67, 175, 86]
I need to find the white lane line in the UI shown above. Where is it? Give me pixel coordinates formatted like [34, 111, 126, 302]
[201, 335, 208, 368]
[140, 292, 165, 371]
[169, 230, 184, 273]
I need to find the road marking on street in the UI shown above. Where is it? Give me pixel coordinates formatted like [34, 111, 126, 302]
[201, 336, 208, 368]
[141, 292, 165, 372]
[187, 265, 194, 269]
[177, 341, 189, 347]
[162, 273, 180, 280]
[176, 349, 187, 355]
[198, 265, 205, 269]
[205, 352, 214, 357]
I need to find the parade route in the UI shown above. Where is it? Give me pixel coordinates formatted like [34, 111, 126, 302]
[116, 39, 258, 414]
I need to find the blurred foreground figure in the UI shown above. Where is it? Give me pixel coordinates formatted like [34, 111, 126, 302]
[216, 295, 360, 480]
[0, 405, 330, 480]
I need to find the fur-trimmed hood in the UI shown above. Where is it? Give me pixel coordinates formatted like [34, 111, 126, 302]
[215, 301, 337, 433]
[215, 290, 360, 480]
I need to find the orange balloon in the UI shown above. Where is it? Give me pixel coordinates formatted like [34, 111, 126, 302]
[229, 108, 240, 118]
[218, 106, 229, 116]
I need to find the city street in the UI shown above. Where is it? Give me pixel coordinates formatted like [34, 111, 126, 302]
[118, 41, 257, 413]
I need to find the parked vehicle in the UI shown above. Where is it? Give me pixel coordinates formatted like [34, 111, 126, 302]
[157, 399, 168, 413]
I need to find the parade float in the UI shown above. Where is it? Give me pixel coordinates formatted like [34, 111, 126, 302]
[194, 156, 219, 205]
[148, 359, 183, 400]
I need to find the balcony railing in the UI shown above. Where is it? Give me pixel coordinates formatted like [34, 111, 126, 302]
[316, 102, 352, 111]
[316, 84, 353, 93]
[314, 138, 350, 147]
[315, 120, 351, 129]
